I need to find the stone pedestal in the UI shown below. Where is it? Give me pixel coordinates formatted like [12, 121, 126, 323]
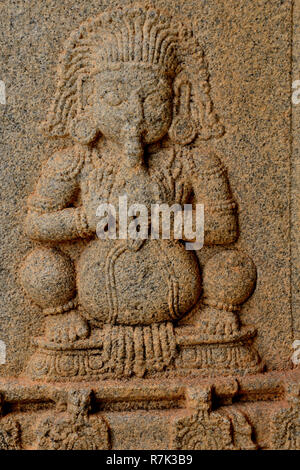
[175, 326, 263, 377]
[0, 371, 299, 450]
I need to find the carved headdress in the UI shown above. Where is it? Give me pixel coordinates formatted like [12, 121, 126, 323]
[44, 4, 223, 144]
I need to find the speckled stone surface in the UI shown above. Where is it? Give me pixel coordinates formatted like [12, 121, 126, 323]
[292, 0, 300, 343]
[0, 0, 298, 450]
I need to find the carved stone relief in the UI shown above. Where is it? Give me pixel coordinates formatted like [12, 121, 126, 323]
[271, 383, 300, 450]
[36, 390, 110, 450]
[172, 386, 257, 450]
[0, 0, 298, 451]
[18, 4, 261, 382]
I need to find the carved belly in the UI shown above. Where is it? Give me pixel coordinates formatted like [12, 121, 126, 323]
[77, 239, 201, 326]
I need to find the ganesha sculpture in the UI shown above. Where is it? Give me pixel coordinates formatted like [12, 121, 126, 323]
[20, 5, 262, 380]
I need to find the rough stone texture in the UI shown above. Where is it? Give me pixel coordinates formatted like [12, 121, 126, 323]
[0, 0, 299, 450]
[292, 0, 300, 345]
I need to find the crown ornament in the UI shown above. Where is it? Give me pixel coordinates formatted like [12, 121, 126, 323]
[43, 4, 224, 144]
[93, 7, 178, 76]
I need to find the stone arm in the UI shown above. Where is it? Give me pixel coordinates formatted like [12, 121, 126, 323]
[191, 150, 238, 245]
[25, 148, 90, 242]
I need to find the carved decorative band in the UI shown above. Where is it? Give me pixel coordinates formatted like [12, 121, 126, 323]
[207, 199, 237, 213]
[75, 208, 91, 238]
[102, 322, 177, 378]
[202, 299, 240, 312]
[43, 298, 78, 316]
[28, 322, 177, 380]
[176, 342, 261, 375]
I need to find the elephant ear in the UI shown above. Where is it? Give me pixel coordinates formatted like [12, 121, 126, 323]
[169, 25, 224, 145]
[41, 15, 101, 142]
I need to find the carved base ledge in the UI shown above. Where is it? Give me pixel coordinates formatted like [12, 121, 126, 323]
[26, 324, 262, 381]
[27, 347, 104, 381]
[0, 370, 298, 449]
[174, 325, 263, 377]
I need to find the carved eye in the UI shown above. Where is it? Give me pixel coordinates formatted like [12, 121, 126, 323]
[103, 90, 122, 106]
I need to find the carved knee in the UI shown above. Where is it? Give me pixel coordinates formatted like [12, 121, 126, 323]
[202, 250, 257, 309]
[20, 247, 76, 309]
[195, 250, 257, 337]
